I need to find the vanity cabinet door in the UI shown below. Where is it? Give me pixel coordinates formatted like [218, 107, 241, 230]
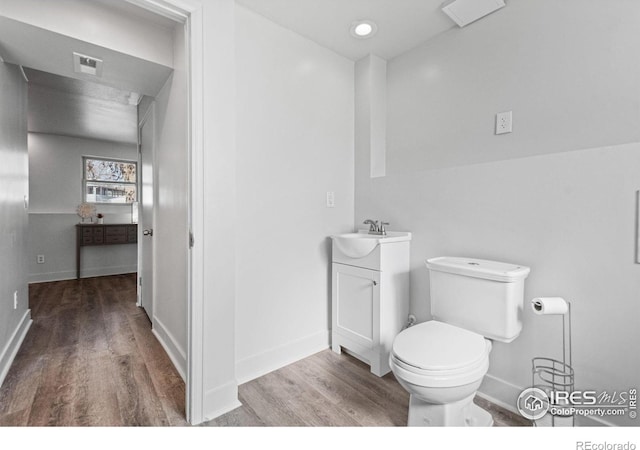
[332, 263, 380, 349]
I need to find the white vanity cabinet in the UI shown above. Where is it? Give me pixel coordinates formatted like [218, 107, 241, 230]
[331, 231, 411, 376]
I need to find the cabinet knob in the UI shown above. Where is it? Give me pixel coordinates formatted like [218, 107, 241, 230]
[372, 281, 377, 286]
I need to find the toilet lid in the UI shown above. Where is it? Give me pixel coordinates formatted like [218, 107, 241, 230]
[392, 321, 488, 371]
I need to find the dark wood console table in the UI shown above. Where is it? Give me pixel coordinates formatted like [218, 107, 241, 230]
[76, 223, 138, 279]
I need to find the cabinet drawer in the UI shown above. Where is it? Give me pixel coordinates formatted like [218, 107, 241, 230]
[81, 227, 103, 245]
[105, 226, 126, 236]
[126, 226, 137, 243]
[105, 234, 127, 244]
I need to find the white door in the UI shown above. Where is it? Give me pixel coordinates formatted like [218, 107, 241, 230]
[139, 106, 155, 321]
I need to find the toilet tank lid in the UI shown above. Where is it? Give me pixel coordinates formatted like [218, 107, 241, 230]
[426, 257, 530, 282]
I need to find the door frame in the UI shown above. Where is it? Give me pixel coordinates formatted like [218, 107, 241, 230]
[123, 0, 205, 425]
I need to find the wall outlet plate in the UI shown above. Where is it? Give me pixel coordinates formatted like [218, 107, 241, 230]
[37, 254, 45, 264]
[496, 111, 513, 135]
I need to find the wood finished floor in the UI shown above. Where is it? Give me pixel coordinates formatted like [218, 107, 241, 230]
[207, 350, 531, 427]
[0, 274, 529, 427]
[0, 274, 187, 426]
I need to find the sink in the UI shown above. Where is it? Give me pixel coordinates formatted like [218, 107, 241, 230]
[332, 231, 412, 259]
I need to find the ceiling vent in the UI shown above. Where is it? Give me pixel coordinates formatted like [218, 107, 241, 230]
[73, 52, 103, 77]
[441, 0, 505, 27]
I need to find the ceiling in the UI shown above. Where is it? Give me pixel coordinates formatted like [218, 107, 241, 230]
[235, 0, 456, 61]
[26, 69, 138, 144]
[0, 16, 173, 97]
[25, 68, 141, 106]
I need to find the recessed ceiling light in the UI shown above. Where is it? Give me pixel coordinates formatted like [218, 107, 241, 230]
[350, 20, 377, 39]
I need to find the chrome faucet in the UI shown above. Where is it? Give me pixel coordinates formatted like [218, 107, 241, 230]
[363, 219, 389, 235]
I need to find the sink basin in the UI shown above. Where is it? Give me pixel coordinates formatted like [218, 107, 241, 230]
[332, 231, 412, 259]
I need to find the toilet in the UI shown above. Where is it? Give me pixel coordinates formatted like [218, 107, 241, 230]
[389, 256, 530, 426]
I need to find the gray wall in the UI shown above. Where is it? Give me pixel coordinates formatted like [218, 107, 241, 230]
[356, 0, 640, 426]
[28, 133, 138, 282]
[0, 62, 30, 386]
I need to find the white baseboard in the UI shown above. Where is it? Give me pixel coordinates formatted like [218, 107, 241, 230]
[29, 265, 137, 284]
[478, 373, 614, 427]
[235, 329, 330, 384]
[152, 316, 187, 382]
[0, 310, 33, 388]
[203, 381, 242, 423]
[477, 373, 524, 416]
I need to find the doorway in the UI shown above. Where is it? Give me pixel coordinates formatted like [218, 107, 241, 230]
[0, 0, 204, 425]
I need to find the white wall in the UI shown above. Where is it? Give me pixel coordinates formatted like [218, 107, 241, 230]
[197, 0, 240, 421]
[385, 0, 640, 172]
[0, 62, 31, 388]
[356, 0, 640, 426]
[28, 133, 138, 282]
[234, 6, 355, 383]
[146, 21, 189, 378]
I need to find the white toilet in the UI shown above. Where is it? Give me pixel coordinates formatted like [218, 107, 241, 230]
[389, 256, 530, 426]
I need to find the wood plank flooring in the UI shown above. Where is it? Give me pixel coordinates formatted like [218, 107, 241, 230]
[0, 274, 529, 427]
[206, 349, 531, 427]
[0, 274, 187, 426]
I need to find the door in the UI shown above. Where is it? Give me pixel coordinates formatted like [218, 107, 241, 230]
[139, 105, 155, 321]
[332, 263, 381, 349]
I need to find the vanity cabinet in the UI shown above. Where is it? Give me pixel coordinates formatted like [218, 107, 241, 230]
[331, 233, 411, 377]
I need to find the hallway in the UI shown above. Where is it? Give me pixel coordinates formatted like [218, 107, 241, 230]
[0, 274, 186, 426]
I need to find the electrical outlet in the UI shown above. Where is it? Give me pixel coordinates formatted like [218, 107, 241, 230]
[13, 291, 17, 309]
[37, 254, 45, 264]
[326, 191, 335, 208]
[496, 111, 513, 135]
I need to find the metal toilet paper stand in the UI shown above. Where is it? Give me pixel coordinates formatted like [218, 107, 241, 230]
[531, 300, 575, 427]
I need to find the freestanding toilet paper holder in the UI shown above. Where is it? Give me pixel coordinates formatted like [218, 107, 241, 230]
[531, 299, 575, 427]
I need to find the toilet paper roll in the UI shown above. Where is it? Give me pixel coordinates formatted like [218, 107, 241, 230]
[531, 297, 569, 315]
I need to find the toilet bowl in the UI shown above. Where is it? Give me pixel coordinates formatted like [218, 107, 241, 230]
[390, 256, 530, 427]
[390, 320, 494, 426]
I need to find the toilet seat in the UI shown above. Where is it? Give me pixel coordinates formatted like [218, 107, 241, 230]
[390, 321, 491, 388]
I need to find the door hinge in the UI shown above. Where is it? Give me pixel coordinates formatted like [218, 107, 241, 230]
[139, 277, 142, 286]
[189, 231, 194, 249]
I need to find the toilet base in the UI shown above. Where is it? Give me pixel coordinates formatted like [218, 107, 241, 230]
[407, 394, 494, 427]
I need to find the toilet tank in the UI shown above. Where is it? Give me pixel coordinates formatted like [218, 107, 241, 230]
[426, 257, 530, 343]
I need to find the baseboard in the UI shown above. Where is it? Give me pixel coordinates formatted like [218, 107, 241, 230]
[0, 310, 33, 388]
[152, 316, 186, 381]
[235, 329, 330, 384]
[477, 373, 614, 427]
[203, 381, 241, 423]
[477, 373, 524, 416]
[29, 265, 137, 283]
